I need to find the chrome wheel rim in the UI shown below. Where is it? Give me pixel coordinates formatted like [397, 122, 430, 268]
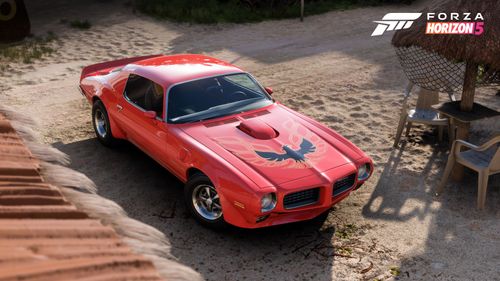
[94, 109, 107, 138]
[192, 184, 222, 221]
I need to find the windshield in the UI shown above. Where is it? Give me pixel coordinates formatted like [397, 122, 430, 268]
[167, 73, 272, 123]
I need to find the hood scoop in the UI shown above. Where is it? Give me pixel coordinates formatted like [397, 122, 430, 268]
[237, 119, 278, 140]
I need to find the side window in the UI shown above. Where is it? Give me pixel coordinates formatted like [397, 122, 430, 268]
[123, 74, 164, 118]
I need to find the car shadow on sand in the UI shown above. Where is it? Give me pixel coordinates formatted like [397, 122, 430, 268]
[54, 138, 344, 281]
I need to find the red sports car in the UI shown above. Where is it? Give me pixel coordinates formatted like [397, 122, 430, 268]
[79, 54, 373, 229]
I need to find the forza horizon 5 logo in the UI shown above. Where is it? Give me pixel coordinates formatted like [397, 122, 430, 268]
[371, 12, 485, 36]
[371, 13, 422, 36]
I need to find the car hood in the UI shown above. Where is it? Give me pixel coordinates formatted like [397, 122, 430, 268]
[181, 104, 363, 186]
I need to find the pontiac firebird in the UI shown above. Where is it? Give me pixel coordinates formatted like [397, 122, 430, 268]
[79, 54, 373, 229]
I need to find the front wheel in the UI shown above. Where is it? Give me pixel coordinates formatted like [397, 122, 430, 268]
[184, 174, 226, 229]
[92, 100, 116, 147]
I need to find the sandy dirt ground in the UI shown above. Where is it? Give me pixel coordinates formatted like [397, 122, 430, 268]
[1, 0, 499, 280]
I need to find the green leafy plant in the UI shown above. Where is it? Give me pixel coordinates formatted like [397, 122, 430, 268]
[390, 266, 401, 276]
[69, 20, 92, 29]
[0, 32, 57, 64]
[335, 223, 358, 239]
[134, 0, 415, 23]
[337, 246, 353, 255]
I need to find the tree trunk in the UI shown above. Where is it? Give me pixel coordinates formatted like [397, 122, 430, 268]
[460, 62, 478, 112]
[300, 0, 304, 22]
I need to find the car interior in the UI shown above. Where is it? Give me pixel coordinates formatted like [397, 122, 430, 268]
[124, 74, 164, 118]
[167, 74, 266, 120]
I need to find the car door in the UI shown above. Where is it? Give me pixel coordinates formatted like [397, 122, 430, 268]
[114, 74, 170, 166]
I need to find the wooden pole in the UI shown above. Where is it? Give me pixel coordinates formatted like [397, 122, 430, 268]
[451, 61, 477, 180]
[300, 0, 304, 22]
[460, 61, 478, 112]
[450, 120, 469, 181]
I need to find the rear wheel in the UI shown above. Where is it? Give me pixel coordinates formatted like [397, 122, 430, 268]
[184, 174, 226, 229]
[92, 100, 116, 146]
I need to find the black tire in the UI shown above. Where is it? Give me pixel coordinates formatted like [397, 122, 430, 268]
[92, 100, 116, 147]
[184, 174, 227, 229]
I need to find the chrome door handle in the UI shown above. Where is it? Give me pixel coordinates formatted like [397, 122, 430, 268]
[116, 104, 123, 112]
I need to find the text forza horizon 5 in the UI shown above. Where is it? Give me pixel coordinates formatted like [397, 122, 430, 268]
[372, 12, 485, 36]
[425, 13, 484, 35]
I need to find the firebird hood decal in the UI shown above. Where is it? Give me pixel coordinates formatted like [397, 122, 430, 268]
[182, 104, 358, 185]
[256, 138, 315, 163]
[214, 119, 328, 169]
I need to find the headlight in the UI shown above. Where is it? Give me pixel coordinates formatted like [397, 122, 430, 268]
[357, 163, 371, 181]
[261, 193, 276, 213]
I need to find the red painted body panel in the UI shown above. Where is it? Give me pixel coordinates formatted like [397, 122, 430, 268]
[182, 103, 357, 186]
[80, 54, 373, 228]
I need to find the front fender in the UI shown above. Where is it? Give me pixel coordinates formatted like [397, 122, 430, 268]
[179, 132, 276, 226]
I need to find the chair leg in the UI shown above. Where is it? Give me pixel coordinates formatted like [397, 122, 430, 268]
[477, 171, 489, 210]
[438, 125, 444, 142]
[436, 154, 455, 196]
[448, 119, 455, 148]
[405, 122, 413, 137]
[393, 115, 407, 148]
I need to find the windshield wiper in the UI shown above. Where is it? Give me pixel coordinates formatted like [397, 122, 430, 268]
[171, 98, 262, 123]
[196, 112, 239, 122]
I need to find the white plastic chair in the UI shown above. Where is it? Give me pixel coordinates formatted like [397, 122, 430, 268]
[394, 82, 455, 147]
[436, 136, 500, 209]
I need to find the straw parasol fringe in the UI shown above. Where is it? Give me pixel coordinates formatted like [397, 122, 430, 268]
[392, 0, 500, 70]
[0, 105, 203, 281]
[26, 142, 70, 165]
[392, 0, 499, 111]
[0, 105, 70, 164]
[40, 163, 98, 193]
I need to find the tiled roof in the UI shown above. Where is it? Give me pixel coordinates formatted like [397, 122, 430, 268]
[0, 114, 165, 281]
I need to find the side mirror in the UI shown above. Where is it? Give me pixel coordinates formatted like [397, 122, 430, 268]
[144, 111, 157, 119]
[264, 87, 273, 95]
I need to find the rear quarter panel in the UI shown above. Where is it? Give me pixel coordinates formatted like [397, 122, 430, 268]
[80, 71, 129, 139]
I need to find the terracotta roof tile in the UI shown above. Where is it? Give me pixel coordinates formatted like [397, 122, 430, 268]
[0, 114, 165, 281]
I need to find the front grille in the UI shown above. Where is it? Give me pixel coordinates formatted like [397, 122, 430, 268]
[333, 174, 356, 196]
[283, 188, 320, 209]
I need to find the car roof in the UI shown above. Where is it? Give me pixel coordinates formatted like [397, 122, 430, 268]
[123, 54, 243, 87]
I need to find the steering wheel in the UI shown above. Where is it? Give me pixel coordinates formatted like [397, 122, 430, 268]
[229, 91, 247, 99]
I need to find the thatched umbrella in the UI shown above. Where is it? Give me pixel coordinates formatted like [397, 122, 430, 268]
[392, 0, 499, 180]
[392, 0, 500, 112]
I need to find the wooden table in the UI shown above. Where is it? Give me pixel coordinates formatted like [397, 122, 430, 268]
[433, 101, 500, 180]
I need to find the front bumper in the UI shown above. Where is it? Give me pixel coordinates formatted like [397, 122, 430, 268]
[223, 160, 371, 228]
